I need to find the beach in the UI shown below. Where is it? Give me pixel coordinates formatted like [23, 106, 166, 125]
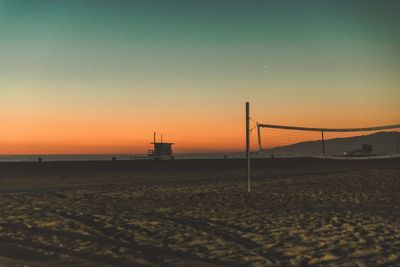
[0, 158, 399, 266]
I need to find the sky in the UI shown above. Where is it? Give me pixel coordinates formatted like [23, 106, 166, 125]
[0, 0, 399, 154]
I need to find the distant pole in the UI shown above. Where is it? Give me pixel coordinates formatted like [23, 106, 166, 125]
[154, 132, 156, 143]
[246, 102, 251, 192]
[257, 122, 262, 152]
[321, 131, 326, 156]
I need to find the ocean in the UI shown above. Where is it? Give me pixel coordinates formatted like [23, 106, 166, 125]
[0, 153, 245, 162]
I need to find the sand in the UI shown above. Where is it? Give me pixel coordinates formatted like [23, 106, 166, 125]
[0, 158, 399, 266]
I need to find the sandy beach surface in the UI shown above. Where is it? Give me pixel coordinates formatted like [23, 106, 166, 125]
[0, 158, 399, 266]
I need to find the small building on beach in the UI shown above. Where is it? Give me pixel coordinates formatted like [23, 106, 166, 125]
[147, 132, 174, 160]
[344, 144, 373, 157]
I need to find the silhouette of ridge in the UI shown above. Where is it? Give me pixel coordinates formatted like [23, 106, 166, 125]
[267, 131, 400, 156]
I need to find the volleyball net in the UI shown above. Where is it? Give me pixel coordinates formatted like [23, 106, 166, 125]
[257, 123, 400, 158]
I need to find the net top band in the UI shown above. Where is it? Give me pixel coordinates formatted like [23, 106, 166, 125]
[257, 124, 400, 132]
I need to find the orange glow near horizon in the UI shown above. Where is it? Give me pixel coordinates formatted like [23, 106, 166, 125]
[0, 105, 247, 154]
[1, 102, 399, 155]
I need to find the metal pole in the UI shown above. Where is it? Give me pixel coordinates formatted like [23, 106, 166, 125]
[257, 122, 262, 152]
[246, 102, 250, 192]
[321, 131, 326, 156]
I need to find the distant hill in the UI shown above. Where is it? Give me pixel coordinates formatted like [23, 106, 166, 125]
[266, 131, 400, 157]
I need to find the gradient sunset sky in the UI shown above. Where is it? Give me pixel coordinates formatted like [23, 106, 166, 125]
[1, 0, 399, 154]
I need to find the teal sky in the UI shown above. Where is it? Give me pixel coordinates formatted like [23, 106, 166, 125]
[0, 0, 399, 153]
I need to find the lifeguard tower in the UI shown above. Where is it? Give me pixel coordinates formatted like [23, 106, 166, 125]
[147, 132, 174, 160]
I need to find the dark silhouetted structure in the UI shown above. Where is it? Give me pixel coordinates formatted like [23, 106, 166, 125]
[344, 144, 373, 157]
[147, 132, 174, 160]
